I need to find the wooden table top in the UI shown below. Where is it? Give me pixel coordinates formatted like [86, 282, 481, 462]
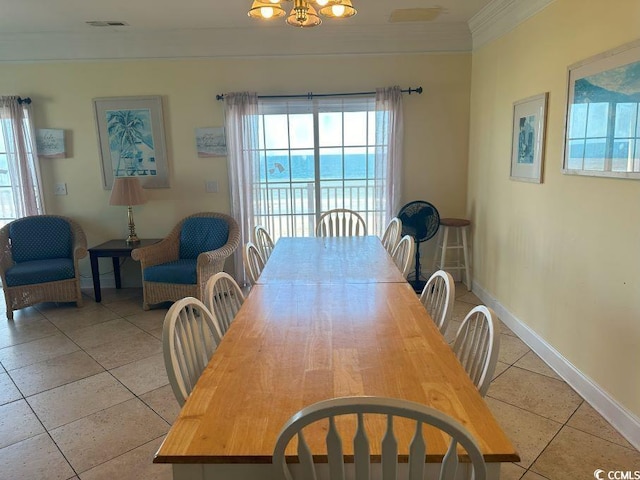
[256, 236, 407, 284]
[155, 282, 519, 464]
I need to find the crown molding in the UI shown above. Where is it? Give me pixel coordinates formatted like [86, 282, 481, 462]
[0, 23, 472, 63]
[469, 0, 555, 50]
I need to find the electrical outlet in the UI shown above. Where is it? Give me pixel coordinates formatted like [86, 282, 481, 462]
[54, 183, 67, 195]
[205, 180, 219, 193]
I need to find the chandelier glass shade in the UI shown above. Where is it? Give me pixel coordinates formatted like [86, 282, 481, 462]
[248, 0, 356, 28]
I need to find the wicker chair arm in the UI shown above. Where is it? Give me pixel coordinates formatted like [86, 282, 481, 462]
[69, 218, 88, 260]
[0, 226, 13, 277]
[131, 237, 180, 268]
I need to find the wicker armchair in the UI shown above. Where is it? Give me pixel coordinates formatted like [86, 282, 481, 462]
[131, 212, 240, 310]
[0, 215, 87, 320]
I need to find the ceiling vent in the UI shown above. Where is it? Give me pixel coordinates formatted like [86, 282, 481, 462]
[389, 7, 445, 23]
[86, 21, 129, 27]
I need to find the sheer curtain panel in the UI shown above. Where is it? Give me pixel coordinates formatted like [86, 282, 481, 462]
[224, 92, 260, 284]
[0, 96, 44, 222]
[375, 86, 403, 226]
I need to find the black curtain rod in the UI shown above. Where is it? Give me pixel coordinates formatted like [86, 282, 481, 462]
[216, 87, 422, 101]
[17, 97, 31, 105]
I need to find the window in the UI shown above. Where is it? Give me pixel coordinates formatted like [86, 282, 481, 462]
[224, 88, 402, 282]
[0, 98, 42, 227]
[253, 96, 387, 239]
[0, 132, 16, 226]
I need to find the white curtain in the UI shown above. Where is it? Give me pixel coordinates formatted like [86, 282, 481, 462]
[0, 96, 44, 218]
[224, 92, 260, 285]
[375, 86, 403, 227]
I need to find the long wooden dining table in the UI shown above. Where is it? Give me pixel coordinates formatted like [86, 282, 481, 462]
[154, 236, 519, 479]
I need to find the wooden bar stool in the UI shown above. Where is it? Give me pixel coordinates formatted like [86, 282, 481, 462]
[433, 218, 471, 291]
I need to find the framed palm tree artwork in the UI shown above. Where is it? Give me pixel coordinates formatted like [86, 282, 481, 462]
[94, 96, 169, 189]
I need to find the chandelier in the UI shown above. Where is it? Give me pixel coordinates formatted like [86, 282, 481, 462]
[248, 0, 356, 28]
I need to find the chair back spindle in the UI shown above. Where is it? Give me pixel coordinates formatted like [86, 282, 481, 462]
[204, 272, 245, 335]
[273, 396, 487, 480]
[391, 235, 414, 277]
[163, 297, 223, 406]
[452, 305, 500, 397]
[381, 217, 402, 254]
[243, 242, 265, 285]
[419, 270, 455, 335]
[254, 225, 275, 262]
[316, 209, 368, 237]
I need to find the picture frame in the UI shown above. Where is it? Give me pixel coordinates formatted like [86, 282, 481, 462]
[562, 39, 640, 179]
[93, 95, 169, 189]
[195, 127, 227, 157]
[510, 92, 548, 183]
[35, 129, 66, 158]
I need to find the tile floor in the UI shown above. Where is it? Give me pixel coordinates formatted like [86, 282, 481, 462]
[0, 285, 638, 480]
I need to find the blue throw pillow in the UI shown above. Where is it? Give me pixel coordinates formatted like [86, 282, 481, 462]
[10, 217, 72, 263]
[179, 217, 229, 259]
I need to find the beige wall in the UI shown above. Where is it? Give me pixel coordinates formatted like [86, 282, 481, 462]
[468, 0, 640, 417]
[0, 53, 471, 282]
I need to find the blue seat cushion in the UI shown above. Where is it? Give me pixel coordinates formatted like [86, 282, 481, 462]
[5, 258, 75, 287]
[10, 217, 72, 263]
[143, 259, 197, 285]
[179, 218, 229, 260]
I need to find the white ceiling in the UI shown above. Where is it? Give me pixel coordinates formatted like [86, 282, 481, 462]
[0, 0, 503, 61]
[0, 0, 494, 33]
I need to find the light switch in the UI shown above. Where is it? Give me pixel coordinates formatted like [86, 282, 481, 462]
[54, 183, 67, 195]
[205, 180, 219, 193]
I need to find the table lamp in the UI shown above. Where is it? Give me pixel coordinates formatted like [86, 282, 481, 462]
[109, 177, 146, 245]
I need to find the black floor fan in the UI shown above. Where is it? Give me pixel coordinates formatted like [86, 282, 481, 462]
[397, 201, 440, 293]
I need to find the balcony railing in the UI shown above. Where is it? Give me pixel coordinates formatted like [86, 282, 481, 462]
[253, 182, 385, 239]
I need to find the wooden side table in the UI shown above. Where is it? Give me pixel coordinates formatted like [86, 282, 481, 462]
[88, 239, 160, 302]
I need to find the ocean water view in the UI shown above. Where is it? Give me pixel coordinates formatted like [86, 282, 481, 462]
[258, 153, 375, 182]
[254, 153, 385, 238]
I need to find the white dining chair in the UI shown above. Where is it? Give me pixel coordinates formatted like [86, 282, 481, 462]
[254, 224, 275, 262]
[419, 270, 455, 335]
[381, 216, 402, 254]
[243, 241, 265, 285]
[452, 305, 500, 397]
[273, 396, 487, 480]
[204, 272, 245, 336]
[391, 234, 414, 277]
[162, 297, 223, 406]
[315, 208, 367, 237]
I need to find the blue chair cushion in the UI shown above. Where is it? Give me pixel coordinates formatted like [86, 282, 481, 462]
[179, 217, 229, 260]
[10, 217, 72, 263]
[4, 258, 75, 287]
[143, 259, 197, 285]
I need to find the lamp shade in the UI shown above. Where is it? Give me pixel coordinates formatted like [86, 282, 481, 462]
[319, 0, 356, 18]
[109, 177, 146, 206]
[248, 0, 286, 19]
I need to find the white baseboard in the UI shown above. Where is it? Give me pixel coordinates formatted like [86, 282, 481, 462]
[472, 280, 640, 451]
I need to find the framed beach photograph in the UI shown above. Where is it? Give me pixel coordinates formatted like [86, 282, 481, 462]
[563, 39, 640, 179]
[35, 129, 66, 158]
[195, 127, 227, 157]
[93, 95, 169, 189]
[510, 92, 548, 183]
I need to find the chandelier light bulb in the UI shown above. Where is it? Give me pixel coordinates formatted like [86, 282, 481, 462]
[250, 0, 355, 26]
[331, 4, 346, 16]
